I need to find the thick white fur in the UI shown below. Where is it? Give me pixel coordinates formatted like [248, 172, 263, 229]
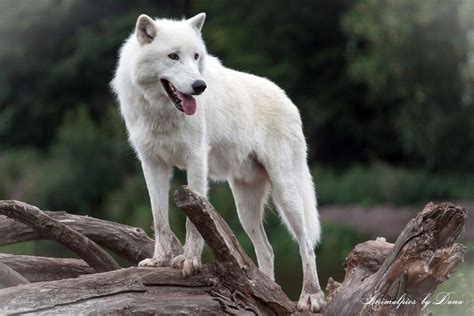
[112, 13, 325, 312]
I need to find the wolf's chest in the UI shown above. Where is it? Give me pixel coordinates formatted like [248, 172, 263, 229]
[133, 130, 189, 168]
[127, 113, 192, 169]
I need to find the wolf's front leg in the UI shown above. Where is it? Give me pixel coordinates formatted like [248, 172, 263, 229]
[138, 158, 182, 267]
[171, 153, 207, 276]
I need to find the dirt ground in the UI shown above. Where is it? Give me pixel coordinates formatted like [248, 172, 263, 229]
[320, 200, 473, 243]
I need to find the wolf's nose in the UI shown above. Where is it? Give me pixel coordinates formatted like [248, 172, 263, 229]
[192, 80, 207, 95]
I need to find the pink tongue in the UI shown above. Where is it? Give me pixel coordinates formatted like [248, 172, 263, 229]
[176, 91, 196, 115]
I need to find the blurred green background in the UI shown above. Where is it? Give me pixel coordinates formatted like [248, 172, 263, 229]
[0, 0, 473, 314]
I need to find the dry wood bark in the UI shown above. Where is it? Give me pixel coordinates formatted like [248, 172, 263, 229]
[0, 253, 94, 282]
[324, 202, 466, 316]
[0, 261, 29, 288]
[0, 210, 154, 263]
[0, 200, 120, 272]
[0, 266, 219, 315]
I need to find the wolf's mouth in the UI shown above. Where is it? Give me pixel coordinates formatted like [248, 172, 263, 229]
[160, 79, 197, 115]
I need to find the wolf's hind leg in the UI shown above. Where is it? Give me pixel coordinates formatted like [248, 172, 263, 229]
[230, 176, 274, 280]
[272, 176, 325, 312]
[265, 150, 325, 313]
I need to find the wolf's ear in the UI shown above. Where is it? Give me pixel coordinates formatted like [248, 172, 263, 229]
[136, 14, 157, 45]
[187, 12, 206, 33]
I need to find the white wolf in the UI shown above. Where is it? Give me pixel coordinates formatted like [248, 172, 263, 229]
[112, 13, 325, 311]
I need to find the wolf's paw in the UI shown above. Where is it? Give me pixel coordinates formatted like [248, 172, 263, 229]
[171, 254, 202, 277]
[297, 291, 326, 313]
[138, 256, 170, 267]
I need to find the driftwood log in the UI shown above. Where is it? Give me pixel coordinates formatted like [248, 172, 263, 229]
[0, 186, 467, 315]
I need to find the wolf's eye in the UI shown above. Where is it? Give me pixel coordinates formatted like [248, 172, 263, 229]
[194, 53, 199, 60]
[168, 53, 179, 60]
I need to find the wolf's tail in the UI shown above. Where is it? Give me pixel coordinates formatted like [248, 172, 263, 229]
[298, 164, 321, 247]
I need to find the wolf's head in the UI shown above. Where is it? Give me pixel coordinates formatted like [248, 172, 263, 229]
[133, 13, 207, 115]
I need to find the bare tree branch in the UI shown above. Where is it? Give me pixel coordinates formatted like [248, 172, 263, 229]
[174, 185, 296, 315]
[0, 211, 154, 263]
[0, 200, 120, 272]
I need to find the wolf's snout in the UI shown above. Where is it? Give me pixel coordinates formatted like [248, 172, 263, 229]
[192, 80, 207, 95]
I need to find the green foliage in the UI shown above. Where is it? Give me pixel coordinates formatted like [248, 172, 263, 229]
[0, 104, 138, 215]
[316, 164, 474, 205]
[343, 0, 474, 170]
[0, 0, 182, 148]
[2, 0, 474, 169]
[32, 105, 135, 213]
[193, 0, 374, 165]
[0, 149, 39, 201]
